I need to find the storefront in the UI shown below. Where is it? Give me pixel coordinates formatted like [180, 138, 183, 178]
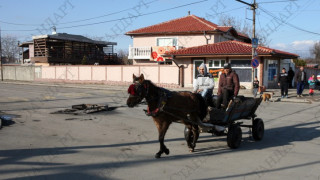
[166, 40, 299, 89]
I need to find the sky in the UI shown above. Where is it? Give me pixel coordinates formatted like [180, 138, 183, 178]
[0, 0, 319, 58]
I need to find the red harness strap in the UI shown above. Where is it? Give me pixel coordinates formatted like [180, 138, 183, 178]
[128, 84, 136, 95]
[147, 106, 160, 116]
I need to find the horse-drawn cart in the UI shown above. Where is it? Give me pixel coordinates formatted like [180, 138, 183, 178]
[184, 96, 264, 149]
[127, 74, 265, 157]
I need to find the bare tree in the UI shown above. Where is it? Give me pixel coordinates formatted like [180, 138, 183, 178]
[118, 49, 131, 65]
[1, 34, 20, 63]
[218, 14, 268, 46]
[310, 41, 320, 64]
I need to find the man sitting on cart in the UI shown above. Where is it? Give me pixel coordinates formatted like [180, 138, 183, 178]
[193, 63, 214, 105]
[216, 63, 240, 109]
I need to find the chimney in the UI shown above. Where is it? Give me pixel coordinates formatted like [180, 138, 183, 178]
[52, 26, 57, 35]
[188, 11, 190, 15]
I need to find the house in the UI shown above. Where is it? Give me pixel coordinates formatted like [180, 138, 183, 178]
[126, 15, 250, 64]
[126, 14, 299, 88]
[19, 32, 117, 66]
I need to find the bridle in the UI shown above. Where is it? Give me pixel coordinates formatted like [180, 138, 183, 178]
[128, 81, 148, 100]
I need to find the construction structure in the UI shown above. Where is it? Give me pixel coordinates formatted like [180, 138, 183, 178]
[19, 32, 117, 65]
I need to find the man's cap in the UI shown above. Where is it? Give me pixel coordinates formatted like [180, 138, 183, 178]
[223, 63, 231, 69]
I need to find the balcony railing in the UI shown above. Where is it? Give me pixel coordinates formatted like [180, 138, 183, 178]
[128, 46, 152, 59]
[128, 46, 184, 60]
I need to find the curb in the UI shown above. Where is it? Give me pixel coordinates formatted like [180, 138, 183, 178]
[0, 81, 127, 91]
[271, 97, 311, 103]
[1, 80, 319, 104]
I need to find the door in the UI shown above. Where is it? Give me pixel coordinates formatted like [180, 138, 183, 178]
[193, 59, 204, 82]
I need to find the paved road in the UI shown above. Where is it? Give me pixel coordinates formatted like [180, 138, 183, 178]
[0, 83, 320, 180]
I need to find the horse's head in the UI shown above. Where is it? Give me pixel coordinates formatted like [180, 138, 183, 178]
[127, 74, 148, 107]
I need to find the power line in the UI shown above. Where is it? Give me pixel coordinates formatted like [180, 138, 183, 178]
[260, 7, 320, 36]
[2, 0, 210, 32]
[58, 0, 210, 29]
[0, 20, 39, 26]
[59, 0, 159, 25]
[256, 9, 263, 31]
[258, 0, 297, 4]
[0, 0, 159, 27]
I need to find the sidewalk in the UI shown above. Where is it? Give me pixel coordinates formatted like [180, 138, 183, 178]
[1, 80, 319, 103]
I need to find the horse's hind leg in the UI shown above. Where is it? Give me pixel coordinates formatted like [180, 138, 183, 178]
[190, 125, 199, 152]
[185, 125, 193, 149]
[154, 118, 171, 158]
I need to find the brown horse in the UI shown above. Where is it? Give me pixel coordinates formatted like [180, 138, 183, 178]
[126, 74, 208, 158]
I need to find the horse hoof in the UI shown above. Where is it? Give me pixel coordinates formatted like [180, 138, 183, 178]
[189, 148, 194, 153]
[155, 153, 161, 158]
[164, 148, 170, 155]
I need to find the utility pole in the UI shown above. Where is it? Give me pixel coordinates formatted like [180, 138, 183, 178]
[236, 0, 257, 87]
[0, 26, 3, 81]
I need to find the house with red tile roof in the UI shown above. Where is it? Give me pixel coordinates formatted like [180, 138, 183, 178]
[125, 14, 298, 89]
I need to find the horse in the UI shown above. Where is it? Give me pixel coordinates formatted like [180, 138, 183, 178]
[126, 74, 209, 158]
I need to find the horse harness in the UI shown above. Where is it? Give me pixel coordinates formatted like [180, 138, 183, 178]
[145, 87, 172, 117]
[128, 82, 171, 117]
[128, 82, 199, 125]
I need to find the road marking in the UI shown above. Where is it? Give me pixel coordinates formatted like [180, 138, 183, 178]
[4, 97, 30, 102]
[57, 92, 91, 98]
[42, 96, 56, 100]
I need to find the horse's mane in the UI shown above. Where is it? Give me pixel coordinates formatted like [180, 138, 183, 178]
[144, 79, 207, 121]
[143, 80, 155, 86]
[143, 80, 160, 91]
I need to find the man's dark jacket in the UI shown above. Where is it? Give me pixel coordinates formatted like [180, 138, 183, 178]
[278, 72, 289, 84]
[295, 70, 307, 83]
[218, 71, 240, 96]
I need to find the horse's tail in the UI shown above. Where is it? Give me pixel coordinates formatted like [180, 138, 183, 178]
[195, 93, 208, 121]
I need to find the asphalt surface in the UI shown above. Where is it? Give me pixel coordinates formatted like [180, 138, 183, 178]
[0, 82, 320, 180]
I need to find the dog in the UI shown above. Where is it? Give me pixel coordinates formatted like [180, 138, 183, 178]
[262, 92, 274, 101]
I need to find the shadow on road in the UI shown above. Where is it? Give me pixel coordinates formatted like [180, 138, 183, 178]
[0, 120, 319, 179]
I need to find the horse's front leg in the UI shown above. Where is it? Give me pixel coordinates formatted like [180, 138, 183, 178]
[153, 118, 171, 158]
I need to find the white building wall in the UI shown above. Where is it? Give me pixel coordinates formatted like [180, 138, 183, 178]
[132, 34, 220, 48]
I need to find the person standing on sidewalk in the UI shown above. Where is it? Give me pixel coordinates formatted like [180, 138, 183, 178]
[288, 67, 295, 88]
[308, 74, 317, 96]
[295, 66, 307, 97]
[278, 68, 289, 98]
[253, 76, 259, 97]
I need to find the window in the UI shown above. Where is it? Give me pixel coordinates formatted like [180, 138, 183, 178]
[230, 60, 251, 68]
[208, 60, 225, 78]
[231, 60, 252, 82]
[158, 60, 172, 65]
[208, 60, 225, 68]
[157, 38, 177, 46]
[268, 60, 278, 81]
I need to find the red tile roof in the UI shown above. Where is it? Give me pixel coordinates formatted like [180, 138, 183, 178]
[165, 40, 299, 58]
[126, 15, 249, 39]
[216, 26, 232, 32]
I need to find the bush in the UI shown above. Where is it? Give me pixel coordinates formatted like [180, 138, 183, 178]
[293, 58, 306, 67]
[81, 55, 88, 65]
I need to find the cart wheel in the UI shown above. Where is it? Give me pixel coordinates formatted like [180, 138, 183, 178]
[227, 124, 242, 149]
[252, 118, 264, 141]
[184, 126, 198, 142]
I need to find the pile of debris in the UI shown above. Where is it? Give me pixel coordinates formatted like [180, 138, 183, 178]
[0, 113, 13, 129]
[52, 104, 109, 115]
